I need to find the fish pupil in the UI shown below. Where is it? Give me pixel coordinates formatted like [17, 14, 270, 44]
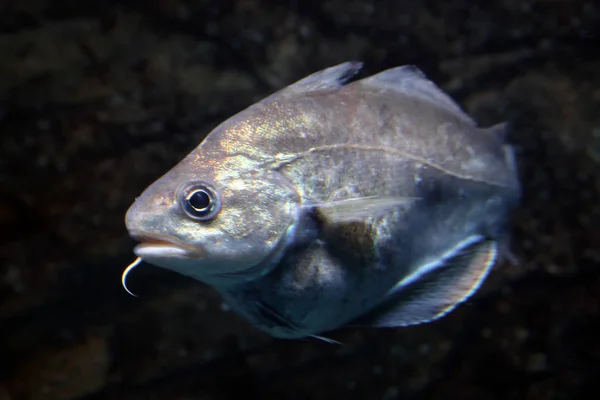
[188, 190, 211, 212]
[179, 181, 221, 221]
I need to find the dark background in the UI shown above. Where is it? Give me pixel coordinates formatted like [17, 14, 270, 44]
[1, 1, 599, 399]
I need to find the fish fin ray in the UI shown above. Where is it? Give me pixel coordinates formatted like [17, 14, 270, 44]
[312, 196, 419, 224]
[352, 237, 498, 328]
[359, 65, 475, 125]
[254, 300, 300, 331]
[481, 121, 519, 190]
[503, 144, 519, 177]
[310, 335, 343, 345]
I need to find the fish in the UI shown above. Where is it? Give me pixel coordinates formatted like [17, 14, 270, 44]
[124, 62, 520, 340]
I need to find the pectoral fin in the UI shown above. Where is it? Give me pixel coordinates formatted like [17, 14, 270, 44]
[306, 196, 419, 267]
[312, 196, 419, 225]
[352, 236, 498, 328]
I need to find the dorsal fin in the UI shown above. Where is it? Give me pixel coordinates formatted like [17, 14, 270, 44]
[266, 62, 363, 100]
[481, 122, 519, 176]
[483, 122, 509, 141]
[358, 65, 476, 126]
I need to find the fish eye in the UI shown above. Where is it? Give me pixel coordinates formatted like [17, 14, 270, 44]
[179, 182, 221, 221]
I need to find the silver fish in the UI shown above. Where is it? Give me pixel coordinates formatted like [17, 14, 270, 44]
[124, 62, 520, 339]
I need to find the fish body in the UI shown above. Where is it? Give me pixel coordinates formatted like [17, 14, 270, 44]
[125, 62, 520, 339]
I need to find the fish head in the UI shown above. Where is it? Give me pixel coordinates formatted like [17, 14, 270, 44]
[125, 146, 302, 285]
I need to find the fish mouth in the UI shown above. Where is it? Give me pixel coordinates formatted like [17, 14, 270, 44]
[128, 230, 204, 259]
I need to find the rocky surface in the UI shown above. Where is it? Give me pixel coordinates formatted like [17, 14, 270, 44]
[1, 1, 599, 399]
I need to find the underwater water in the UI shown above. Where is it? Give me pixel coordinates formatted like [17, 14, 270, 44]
[1, 1, 599, 399]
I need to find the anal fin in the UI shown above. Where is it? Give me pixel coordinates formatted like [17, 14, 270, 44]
[352, 236, 498, 328]
[254, 300, 300, 332]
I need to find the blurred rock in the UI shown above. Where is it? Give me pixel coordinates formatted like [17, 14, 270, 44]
[7, 334, 109, 400]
